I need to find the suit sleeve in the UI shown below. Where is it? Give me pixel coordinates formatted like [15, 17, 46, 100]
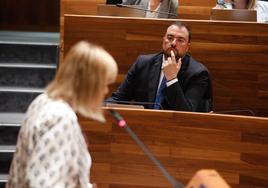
[107, 57, 140, 102]
[163, 70, 210, 111]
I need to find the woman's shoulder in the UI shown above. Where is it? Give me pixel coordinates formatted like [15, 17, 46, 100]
[28, 93, 77, 124]
[256, 1, 268, 22]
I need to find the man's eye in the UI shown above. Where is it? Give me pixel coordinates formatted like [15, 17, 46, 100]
[167, 36, 174, 40]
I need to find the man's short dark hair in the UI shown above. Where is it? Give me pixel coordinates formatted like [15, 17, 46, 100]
[171, 22, 192, 43]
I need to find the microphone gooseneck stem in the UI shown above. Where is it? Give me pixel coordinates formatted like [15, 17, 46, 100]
[109, 109, 184, 188]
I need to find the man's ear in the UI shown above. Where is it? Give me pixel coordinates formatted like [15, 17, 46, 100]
[186, 42, 191, 51]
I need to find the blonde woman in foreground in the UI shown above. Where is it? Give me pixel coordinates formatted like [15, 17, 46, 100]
[6, 41, 118, 188]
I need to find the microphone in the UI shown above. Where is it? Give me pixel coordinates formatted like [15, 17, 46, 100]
[109, 109, 184, 188]
[105, 99, 163, 110]
[116, 3, 177, 17]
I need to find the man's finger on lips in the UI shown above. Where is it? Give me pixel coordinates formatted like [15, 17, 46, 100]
[170, 50, 174, 56]
[170, 50, 176, 62]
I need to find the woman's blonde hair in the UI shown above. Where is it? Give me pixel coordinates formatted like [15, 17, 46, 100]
[231, 0, 256, 9]
[247, 0, 256, 9]
[47, 41, 118, 122]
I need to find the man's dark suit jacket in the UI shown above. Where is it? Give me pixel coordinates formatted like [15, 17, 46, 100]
[108, 52, 212, 112]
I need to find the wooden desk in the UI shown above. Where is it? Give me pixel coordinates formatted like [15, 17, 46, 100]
[179, 0, 215, 20]
[179, 6, 212, 19]
[210, 9, 257, 22]
[60, 0, 215, 15]
[80, 108, 268, 188]
[63, 15, 268, 117]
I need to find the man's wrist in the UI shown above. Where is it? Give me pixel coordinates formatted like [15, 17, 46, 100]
[166, 77, 178, 87]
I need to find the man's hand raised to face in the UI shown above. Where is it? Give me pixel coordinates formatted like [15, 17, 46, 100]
[162, 50, 182, 81]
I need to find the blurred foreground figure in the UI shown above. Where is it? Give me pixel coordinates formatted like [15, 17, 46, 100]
[6, 41, 118, 188]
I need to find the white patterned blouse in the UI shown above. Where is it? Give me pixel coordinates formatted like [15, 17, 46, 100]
[6, 93, 93, 188]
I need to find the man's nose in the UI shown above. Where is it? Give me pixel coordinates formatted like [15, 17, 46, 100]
[171, 39, 177, 46]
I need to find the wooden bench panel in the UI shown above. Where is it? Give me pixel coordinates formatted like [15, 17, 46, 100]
[61, 0, 215, 15]
[79, 108, 268, 188]
[61, 0, 215, 20]
[178, 6, 212, 20]
[61, 0, 105, 15]
[63, 15, 268, 117]
[180, 0, 215, 7]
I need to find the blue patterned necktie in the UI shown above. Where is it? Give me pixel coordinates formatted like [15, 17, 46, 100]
[153, 76, 167, 109]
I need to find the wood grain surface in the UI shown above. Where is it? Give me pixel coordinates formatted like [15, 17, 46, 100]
[0, 0, 59, 31]
[79, 108, 268, 188]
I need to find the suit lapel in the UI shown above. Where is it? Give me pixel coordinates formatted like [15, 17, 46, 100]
[178, 54, 190, 80]
[148, 54, 163, 103]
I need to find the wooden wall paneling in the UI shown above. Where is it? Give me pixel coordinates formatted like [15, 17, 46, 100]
[63, 15, 268, 117]
[179, 0, 215, 19]
[61, 0, 215, 16]
[178, 6, 212, 20]
[79, 108, 268, 188]
[60, 0, 105, 62]
[0, 0, 59, 31]
[60, 0, 215, 20]
[61, 0, 106, 15]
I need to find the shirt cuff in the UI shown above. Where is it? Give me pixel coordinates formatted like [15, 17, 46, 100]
[166, 78, 178, 87]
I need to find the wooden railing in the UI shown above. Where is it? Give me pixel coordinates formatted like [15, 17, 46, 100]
[61, 0, 105, 16]
[60, 0, 215, 19]
[79, 108, 268, 188]
[179, 0, 215, 19]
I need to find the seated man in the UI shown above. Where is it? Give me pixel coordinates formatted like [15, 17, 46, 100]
[107, 22, 212, 112]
